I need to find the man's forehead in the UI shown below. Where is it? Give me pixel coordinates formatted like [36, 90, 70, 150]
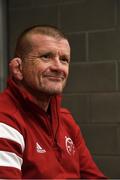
[30, 34, 69, 45]
[29, 34, 70, 53]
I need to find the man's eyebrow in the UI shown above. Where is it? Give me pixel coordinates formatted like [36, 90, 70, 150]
[61, 53, 70, 59]
[38, 51, 54, 56]
[37, 50, 70, 58]
[37, 49, 53, 54]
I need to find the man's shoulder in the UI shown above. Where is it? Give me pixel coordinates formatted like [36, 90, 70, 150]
[60, 107, 74, 121]
[0, 90, 22, 129]
[60, 107, 78, 127]
[0, 89, 26, 134]
[60, 107, 71, 114]
[0, 89, 17, 114]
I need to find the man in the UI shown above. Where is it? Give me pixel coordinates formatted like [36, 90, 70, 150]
[0, 25, 106, 179]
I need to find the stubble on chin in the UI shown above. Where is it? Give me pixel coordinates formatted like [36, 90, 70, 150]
[41, 80, 66, 95]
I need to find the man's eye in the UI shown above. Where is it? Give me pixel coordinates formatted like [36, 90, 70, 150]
[41, 54, 51, 59]
[60, 57, 70, 64]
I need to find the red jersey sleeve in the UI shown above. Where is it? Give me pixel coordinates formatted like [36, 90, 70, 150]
[0, 114, 24, 179]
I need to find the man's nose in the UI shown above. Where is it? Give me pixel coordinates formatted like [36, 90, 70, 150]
[50, 57, 62, 70]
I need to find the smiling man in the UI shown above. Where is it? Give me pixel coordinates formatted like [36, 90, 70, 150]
[0, 25, 106, 179]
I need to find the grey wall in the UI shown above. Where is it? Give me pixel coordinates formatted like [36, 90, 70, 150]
[0, 0, 8, 91]
[7, 0, 120, 178]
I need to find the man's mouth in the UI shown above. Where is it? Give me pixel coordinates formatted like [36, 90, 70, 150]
[45, 76, 64, 81]
[44, 73, 65, 81]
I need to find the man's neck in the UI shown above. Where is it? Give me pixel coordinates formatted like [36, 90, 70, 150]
[20, 83, 51, 112]
[34, 94, 51, 112]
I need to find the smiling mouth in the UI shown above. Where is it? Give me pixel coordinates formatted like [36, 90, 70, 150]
[44, 75, 64, 81]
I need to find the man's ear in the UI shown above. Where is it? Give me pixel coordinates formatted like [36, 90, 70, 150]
[9, 58, 23, 80]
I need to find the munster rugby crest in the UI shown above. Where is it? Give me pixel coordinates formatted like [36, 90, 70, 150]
[65, 136, 75, 155]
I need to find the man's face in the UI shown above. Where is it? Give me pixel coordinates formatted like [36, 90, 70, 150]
[21, 34, 70, 95]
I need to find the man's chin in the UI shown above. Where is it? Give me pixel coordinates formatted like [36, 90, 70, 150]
[47, 89, 63, 95]
[39, 82, 66, 95]
[42, 87, 64, 95]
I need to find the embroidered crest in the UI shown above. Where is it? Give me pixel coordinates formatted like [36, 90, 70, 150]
[65, 136, 75, 155]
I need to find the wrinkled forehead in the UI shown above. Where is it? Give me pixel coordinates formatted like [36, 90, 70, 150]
[29, 34, 71, 54]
